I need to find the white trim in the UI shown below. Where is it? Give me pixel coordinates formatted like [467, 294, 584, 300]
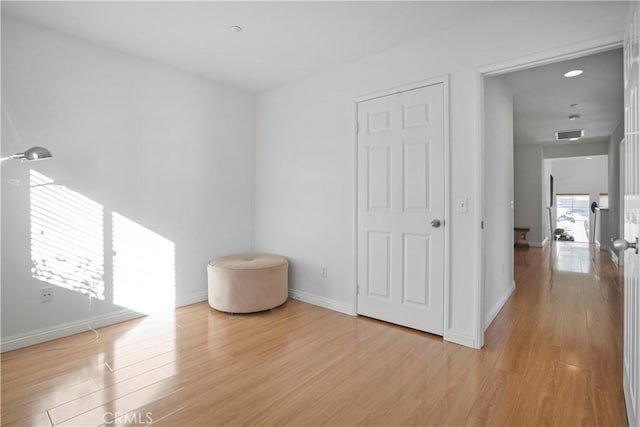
[475, 72, 486, 349]
[1, 291, 208, 353]
[175, 290, 208, 307]
[289, 288, 355, 316]
[610, 248, 620, 265]
[353, 75, 451, 339]
[477, 33, 624, 350]
[442, 75, 452, 342]
[444, 328, 477, 348]
[355, 75, 451, 103]
[479, 33, 623, 76]
[625, 368, 636, 427]
[1, 309, 144, 352]
[352, 100, 359, 321]
[484, 280, 515, 331]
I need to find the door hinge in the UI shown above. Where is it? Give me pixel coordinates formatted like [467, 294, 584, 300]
[481, 220, 484, 230]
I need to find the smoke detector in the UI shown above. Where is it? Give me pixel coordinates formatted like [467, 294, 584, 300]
[555, 129, 584, 141]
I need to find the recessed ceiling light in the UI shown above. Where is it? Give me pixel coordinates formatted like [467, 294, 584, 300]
[586, 157, 593, 160]
[569, 114, 580, 121]
[564, 69, 583, 77]
[230, 25, 243, 33]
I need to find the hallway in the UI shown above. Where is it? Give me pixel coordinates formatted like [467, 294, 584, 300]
[486, 242, 626, 425]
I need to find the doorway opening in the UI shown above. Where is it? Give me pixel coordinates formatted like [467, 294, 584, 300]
[480, 40, 624, 349]
[556, 193, 590, 242]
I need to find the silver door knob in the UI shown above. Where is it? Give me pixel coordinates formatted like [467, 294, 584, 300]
[613, 237, 639, 254]
[431, 219, 442, 228]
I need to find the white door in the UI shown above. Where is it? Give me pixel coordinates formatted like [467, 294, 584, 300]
[356, 82, 445, 335]
[623, 4, 640, 426]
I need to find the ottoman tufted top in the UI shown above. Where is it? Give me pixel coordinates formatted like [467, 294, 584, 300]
[208, 253, 287, 270]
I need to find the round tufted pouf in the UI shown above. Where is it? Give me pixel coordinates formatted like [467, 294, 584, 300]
[207, 253, 288, 313]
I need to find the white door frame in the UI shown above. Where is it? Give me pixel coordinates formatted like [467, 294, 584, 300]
[353, 75, 451, 337]
[475, 34, 623, 348]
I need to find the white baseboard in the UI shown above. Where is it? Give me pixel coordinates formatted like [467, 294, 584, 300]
[288, 288, 355, 316]
[1, 291, 208, 353]
[484, 281, 515, 331]
[624, 370, 635, 427]
[444, 328, 478, 348]
[176, 290, 208, 307]
[1, 309, 145, 352]
[608, 248, 619, 265]
[290, 289, 480, 348]
[529, 241, 544, 248]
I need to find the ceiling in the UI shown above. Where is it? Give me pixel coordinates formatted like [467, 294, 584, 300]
[1, 1, 524, 93]
[503, 48, 624, 146]
[2, 2, 623, 146]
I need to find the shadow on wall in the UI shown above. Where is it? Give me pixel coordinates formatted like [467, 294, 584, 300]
[30, 170, 176, 314]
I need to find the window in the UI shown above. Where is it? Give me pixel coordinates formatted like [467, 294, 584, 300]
[599, 193, 609, 209]
[556, 193, 590, 243]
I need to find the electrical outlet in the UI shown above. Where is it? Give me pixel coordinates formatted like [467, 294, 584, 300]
[40, 286, 53, 303]
[321, 266, 328, 278]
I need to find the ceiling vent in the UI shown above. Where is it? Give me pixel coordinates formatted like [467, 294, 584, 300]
[555, 129, 584, 140]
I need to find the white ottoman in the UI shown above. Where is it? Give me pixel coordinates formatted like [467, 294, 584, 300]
[207, 253, 288, 313]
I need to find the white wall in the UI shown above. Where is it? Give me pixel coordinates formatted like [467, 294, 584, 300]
[543, 141, 609, 159]
[483, 76, 514, 329]
[551, 156, 608, 197]
[1, 17, 255, 348]
[254, 2, 628, 346]
[513, 144, 544, 245]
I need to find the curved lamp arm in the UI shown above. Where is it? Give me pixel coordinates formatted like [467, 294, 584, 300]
[3, 146, 53, 162]
[10, 146, 53, 161]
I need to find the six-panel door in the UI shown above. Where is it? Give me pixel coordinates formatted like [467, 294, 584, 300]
[356, 83, 445, 335]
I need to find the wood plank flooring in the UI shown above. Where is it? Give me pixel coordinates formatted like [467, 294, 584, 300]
[1, 242, 627, 426]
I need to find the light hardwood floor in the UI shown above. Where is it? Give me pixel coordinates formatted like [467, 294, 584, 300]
[1, 243, 627, 426]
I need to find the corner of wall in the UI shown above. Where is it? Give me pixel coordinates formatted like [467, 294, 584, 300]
[484, 279, 515, 331]
[445, 328, 479, 348]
